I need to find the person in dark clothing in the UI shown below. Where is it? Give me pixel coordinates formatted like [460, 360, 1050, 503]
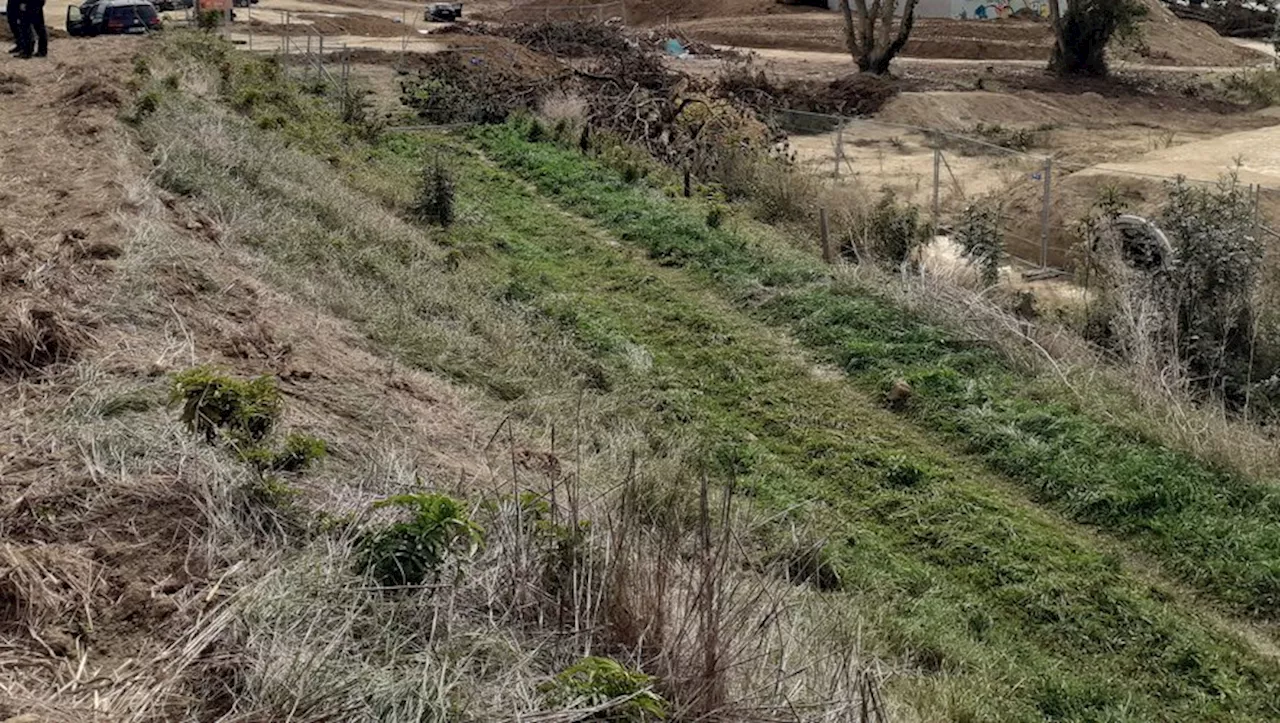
[14, 0, 46, 58]
[5, 0, 21, 55]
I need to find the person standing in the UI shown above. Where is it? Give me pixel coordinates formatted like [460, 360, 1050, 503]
[5, 0, 21, 55]
[14, 0, 46, 58]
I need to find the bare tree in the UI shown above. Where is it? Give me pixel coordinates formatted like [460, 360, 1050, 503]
[838, 0, 922, 75]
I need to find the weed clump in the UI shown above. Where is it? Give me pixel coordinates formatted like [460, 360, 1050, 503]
[541, 656, 666, 720]
[171, 365, 281, 445]
[413, 156, 456, 228]
[358, 493, 482, 587]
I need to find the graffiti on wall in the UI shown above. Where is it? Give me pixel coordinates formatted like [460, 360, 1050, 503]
[953, 0, 1049, 19]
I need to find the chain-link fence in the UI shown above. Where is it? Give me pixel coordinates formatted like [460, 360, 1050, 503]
[772, 108, 1277, 271]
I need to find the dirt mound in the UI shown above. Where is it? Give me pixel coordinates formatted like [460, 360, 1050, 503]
[719, 59, 903, 116]
[507, 0, 786, 24]
[298, 12, 409, 37]
[673, 4, 1266, 67]
[877, 90, 1118, 130]
[1122, 0, 1268, 67]
[676, 15, 1055, 61]
[249, 12, 410, 37]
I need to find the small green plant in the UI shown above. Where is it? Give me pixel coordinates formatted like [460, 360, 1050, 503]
[413, 156, 456, 228]
[241, 432, 329, 472]
[170, 366, 281, 445]
[197, 9, 223, 31]
[858, 191, 930, 270]
[976, 123, 1040, 152]
[541, 657, 666, 720]
[246, 474, 301, 508]
[954, 203, 1004, 286]
[358, 493, 482, 587]
[705, 204, 726, 229]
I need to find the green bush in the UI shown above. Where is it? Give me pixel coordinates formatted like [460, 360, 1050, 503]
[858, 191, 930, 270]
[170, 366, 281, 446]
[413, 156, 456, 228]
[541, 657, 666, 720]
[954, 204, 1004, 286]
[358, 493, 482, 587]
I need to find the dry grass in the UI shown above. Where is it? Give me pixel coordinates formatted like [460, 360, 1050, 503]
[0, 36, 900, 720]
[0, 297, 88, 377]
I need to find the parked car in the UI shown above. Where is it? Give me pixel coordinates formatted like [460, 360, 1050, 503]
[67, 0, 161, 35]
[425, 2, 462, 22]
[151, 0, 192, 10]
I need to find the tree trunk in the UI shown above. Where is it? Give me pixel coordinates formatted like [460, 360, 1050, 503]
[840, 0, 920, 75]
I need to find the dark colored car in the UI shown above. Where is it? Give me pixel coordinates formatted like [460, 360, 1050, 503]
[67, 0, 161, 35]
[425, 2, 462, 22]
[152, 0, 193, 10]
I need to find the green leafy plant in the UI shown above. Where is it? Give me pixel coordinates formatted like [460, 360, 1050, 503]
[541, 657, 666, 720]
[358, 493, 482, 587]
[413, 156, 456, 228]
[170, 366, 281, 445]
[241, 432, 329, 472]
[954, 203, 1004, 286]
[858, 190, 930, 270]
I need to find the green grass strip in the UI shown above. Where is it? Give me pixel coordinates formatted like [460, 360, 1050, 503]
[471, 122, 1280, 623]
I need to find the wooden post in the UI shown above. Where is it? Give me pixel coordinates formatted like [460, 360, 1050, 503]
[683, 169, 691, 198]
[820, 208, 832, 264]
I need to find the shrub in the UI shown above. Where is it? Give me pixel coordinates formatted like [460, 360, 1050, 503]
[541, 657, 666, 720]
[849, 191, 930, 270]
[413, 156, 456, 228]
[1159, 177, 1264, 396]
[953, 204, 1004, 286]
[170, 366, 281, 445]
[1223, 68, 1280, 108]
[197, 9, 224, 31]
[358, 493, 482, 587]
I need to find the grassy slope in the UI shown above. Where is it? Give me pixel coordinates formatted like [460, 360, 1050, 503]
[130, 40, 1280, 720]
[302, 133, 1280, 720]
[470, 123, 1280, 626]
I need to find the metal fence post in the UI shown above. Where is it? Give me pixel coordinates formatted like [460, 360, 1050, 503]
[931, 148, 941, 235]
[834, 121, 844, 179]
[318, 35, 324, 80]
[820, 208, 832, 264]
[1040, 157, 1052, 268]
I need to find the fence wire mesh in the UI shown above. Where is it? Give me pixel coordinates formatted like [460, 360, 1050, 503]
[773, 108, 1276, 270]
